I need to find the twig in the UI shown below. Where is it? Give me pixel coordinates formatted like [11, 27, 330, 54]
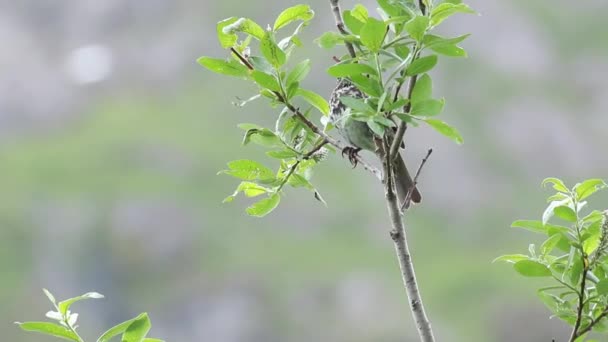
[572, 306, 608, 338]
[389, 71, 419, 161]
[378, 140, 435, 342]
[401, 148, 433, 212]
[277, 141, 328, 192]
[230, 47, 254, 70]
[329, 0, 356, 58]
[569, 260, 589, 342]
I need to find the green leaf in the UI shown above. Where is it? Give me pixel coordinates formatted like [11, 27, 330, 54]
[197, 57, 249, 77]
[267, 150, 298, 159]
[97, 313, 148, 342]
[404, 15, 429, 42]
[411, 74, 432, 104]
[296, 89, 330, 116]
[274, 5, 315, 31]
[339, 96, 373, 113]
[43, 288, 57, 305]
[351, 4, 369, 23]
[367, 119, 385, 136]
[350, 74, 383, 97]
[359, 18, 387, 52]
[217, 17, 239, 48]
[596, 279, 608, 295]
[315, 31, 344, 49]
[242, 128, 283, 148]
[251, 70, 280, 91]
[541, 177, 569, 193]
[424, 118, 463, 144]
[541, 234, 562, 256]
[142, 339, 164, 342]
[513, 260, 552, 277]
[121, 313, 151, 342]
[492, 254, 529, 264]
[285, 59, 311, 87]
[406, 55, 438, 76]
[288, 174, 313, 189]
[569, 258, 583, 286]
[246, 193, 281, 217]
[373, 116, 396, 128]
[411, 98, 444, 116]
[223, 181, 271, 202]
[343, 10, 365, 35]
[543, 199, 569, 225]
[58, 292, 104, 316]
[554, 205, 577, 222]
[221, 18, 265, 40]
[583, 231, 600, 255]
[261, 32, 286, 68]
[511, 220, 547, 234]
[16, 322, 80, 341]
[423, 34, 470, 49]
[430, 3, 476, 27]
[327, 63, 378, 78]
[377, 0, 404, 17]
[575, 179, 607, 201]
[220, 160, 274, 181]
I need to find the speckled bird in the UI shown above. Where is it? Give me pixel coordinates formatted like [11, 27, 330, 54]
[329, 78, 422, 207]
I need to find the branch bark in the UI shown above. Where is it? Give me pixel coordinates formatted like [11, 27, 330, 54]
[329, 0, 356, 58]
[377, 140, 435, 342]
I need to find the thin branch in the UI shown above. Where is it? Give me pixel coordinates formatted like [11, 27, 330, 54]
[377, 141, 434, 342]
[389, 72, 418, 161]
[329, 0, 356, 58]
[401, 148, 433, 212]
[230, 47, 254, 70]
[573, 306, 608, 339]
[570, 260, 589, 342]
[277, 141, 328, 192]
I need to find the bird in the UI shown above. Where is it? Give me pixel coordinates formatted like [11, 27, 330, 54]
[329, 77, 422, 207]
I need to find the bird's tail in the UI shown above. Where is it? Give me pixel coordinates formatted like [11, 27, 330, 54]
[393, 153, 422, 209]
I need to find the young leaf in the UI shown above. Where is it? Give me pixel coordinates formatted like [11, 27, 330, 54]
[16, 322, 80, 341]
[359, 18, 388, 52]
[43, 288, 57, 305]
[285, 59, 311, 86]
[423, 34, 470, 50]
[342, 10, 365, 34]
[58, 292, 104, 316]
[217, 17, 239, 48]
[424, 119, 463, 144]
[430, 3, 476, 27]
[542, 199, 569, 225]
[197, 57, 249, 77]
[273, 5, 315, 31]
[220, 160, 274, 181]
[246, 193, 281, 217]
[404, 15, 430, 42]
[406, 55, 438, 76]
[296, 89, 330, 116]
[97, 313, 148, 342]
[367, 119, 385, 136]
[511, 220, 547, 234]
[513, 260, 552, 277]
[242, 128, 283, 148]
[267, 149, 298, 159]
[541, 234, 562, 256]
[492, 254, 529, 264]
[251, 71, 280, 91]
[574, 179, 607, 201]
[221, 18, 265, 40]
[411, 74, 432, 104]
[339, 96, 373, 113]
[411, 98, 444, 116]
[541, 177, 569, 193]
[261, 32, 286, 68]
[121, 313, 151, 342]
[315, 31, 344, 49]
[553, 205, 577, 222]
[351, 4, 369, 23]
[327, 63, 378, 78]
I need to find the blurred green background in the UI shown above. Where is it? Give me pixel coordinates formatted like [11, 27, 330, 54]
[2, 0, 607, 341]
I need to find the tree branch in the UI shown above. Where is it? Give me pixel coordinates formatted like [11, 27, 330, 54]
[569, 259, 589, 342]
[389, 64, 419, 161]
[572, 306, 608, 339]
[377, 140, 435, 342]
[401, 148, 433, 212]
[329, 0, 356, 58]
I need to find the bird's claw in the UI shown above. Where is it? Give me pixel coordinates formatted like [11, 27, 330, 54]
[341, 146, 362, 168]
